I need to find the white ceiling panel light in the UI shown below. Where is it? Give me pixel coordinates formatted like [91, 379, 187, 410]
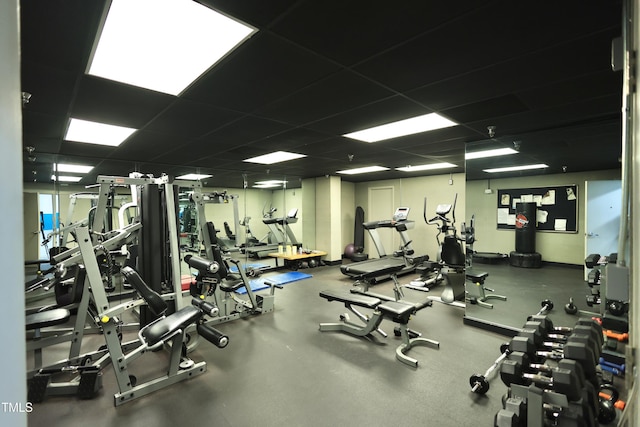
[396, 162, 456, 172]
[51, 175, 83, 183]
[176, 173, 212, 180]
[465, 147, 518, 160]
[252, 180, 287, 189]
[54, 163, 94, 173]
[483, 164, 549, 173]
[244, 151, 306, 165]
[343, 113, 458, 143]
[336, 166, 390, 175]
[65, 118, 137, 146]
[88, 0, 256, 95]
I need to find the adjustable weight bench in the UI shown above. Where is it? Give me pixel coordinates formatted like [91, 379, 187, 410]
[319, 289, 439, 367]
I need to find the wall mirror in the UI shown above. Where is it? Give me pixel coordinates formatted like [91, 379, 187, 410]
[463, 121, 622, 334]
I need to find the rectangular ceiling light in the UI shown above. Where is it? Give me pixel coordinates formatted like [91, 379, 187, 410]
[54, 163, 94, 173]
[65, 118, 137, 146]
[244, 151, 306, 165]
[396, 162, 456, 172]
[336, 166, 390, 175]
[255, 180, 287, 185]
[483, 164, 549, 173]
[343, 113, 458, 143]
[252, 183, 283, 189]
[51, 175, 82, 183]
[465, 147, 518, 160]
[176, 173, 212, 180]
[88, 0, 256, 95]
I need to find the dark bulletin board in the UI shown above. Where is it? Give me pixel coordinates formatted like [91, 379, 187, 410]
[496, 185, 578, 233]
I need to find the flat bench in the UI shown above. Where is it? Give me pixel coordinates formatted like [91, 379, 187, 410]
[318, 289, 439, 367]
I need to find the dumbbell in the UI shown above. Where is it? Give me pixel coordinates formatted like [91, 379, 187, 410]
[500, 360, 600, 427]
[469, 343, 510, 394]
[527, 315, 604, 349]
[509, 335, 599, 386]
[508, 351, 599, 416]
[599, 357, 625, 376]
[536, 299, 554, 315]
[604, 330, 628, 342]
[520, 321, 602, 361]
[500, 359, 583, 401]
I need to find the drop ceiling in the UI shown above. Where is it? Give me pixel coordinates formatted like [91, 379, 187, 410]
[20, 0, 623, 188]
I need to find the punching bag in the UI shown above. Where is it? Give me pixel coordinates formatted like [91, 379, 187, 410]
[510, 201, 542, 268]
[515, 202, 536, 253]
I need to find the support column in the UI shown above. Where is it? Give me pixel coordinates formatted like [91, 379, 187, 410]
[0, 1, 27, 425]
[315, 176, 342, 262]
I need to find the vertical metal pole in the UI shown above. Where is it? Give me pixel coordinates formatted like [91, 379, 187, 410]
[164, 181, 184, 310]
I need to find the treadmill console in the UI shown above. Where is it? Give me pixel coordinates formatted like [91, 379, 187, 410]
[393, 207, 410, 221]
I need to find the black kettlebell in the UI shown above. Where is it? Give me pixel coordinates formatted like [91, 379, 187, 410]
[598, 383, 618, 425]
[564, 298, 578, 315]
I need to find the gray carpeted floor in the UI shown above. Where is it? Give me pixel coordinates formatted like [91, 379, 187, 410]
[26, 262, 598, 427]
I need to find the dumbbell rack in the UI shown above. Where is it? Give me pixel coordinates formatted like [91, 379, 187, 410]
[493, 315, 616, 426]
[496, 383, 582, 427]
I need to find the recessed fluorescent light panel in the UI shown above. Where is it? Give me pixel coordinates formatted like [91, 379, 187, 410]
[255, 180, 287, 186]
[343, 113, 458, 143]
[252, 180, 287, 189]
[252, 184, 283, 189]
[51, 175, 82, 183]
[88, 0, 256, 95]
[465, 148, 518, 160]
[176, 173, 212, 180]
[65, 118, 137, 146]
[336, 166, 390, 175]
[396, 162, 456, 172]
[54, 163, 94, 174]
[483, 164, 549, 173]
[244, 151, 306, 165]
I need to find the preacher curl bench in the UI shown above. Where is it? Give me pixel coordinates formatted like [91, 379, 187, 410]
[318, 289, 439, 367]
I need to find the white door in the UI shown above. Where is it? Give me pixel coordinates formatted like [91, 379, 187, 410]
[584, 180, 622, 279]
[368, 186, 394, 258]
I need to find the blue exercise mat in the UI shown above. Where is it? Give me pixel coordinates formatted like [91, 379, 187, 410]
[236, 271, 312, 295]
[228, 263, 268, 273]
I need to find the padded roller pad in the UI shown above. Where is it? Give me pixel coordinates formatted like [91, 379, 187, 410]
[319, 290, 380, 308]
[142, 306, 202, 347]
[26, 308, 71, 330]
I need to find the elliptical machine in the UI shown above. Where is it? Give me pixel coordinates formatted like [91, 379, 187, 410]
[422, 194, 466, 305]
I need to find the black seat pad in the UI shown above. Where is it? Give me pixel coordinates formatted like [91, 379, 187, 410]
[26, 308, 71, 330]
[319, 290, 380, 308]
[466, 270, 489, 282]
[219, 277, 246, 292]
[378, 301, 415, 324]
[142, 306, 202, 347]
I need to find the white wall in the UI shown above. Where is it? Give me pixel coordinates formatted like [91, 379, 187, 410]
[466, 169, 620, 265]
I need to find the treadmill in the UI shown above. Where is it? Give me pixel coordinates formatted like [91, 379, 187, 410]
[340, 207, 423, 283]
[246, 208, 299, 258]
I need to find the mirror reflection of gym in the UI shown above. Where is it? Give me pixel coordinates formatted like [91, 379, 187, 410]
[463, 131, 622, 333]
